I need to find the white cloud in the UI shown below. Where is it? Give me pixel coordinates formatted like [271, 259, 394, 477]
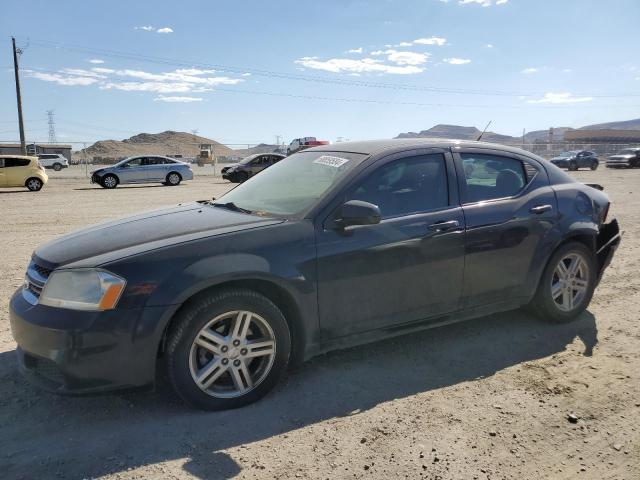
[485, 43, 494, 48]
[92, 67, 115, 74]
[60, 68, 108, 78]
[527, 92, 593, 104]
[458, 0, 508, 5]
[562, 68, 572, 73]
[295, 56, 423, 75]
[157, 27, 173, 34]
[154, 95, 203, 103]
[241, 73, 251, 77]
[346, 47, 363, 54]
[444, 57, 471, 65]
[88, 59, 104, 64]
[385, 50, 430, 66]
[413, 36, 447, 46]
[396, 41, 413, 47]
[521, 67, 539, 74]
[135, 25, 154, 31]
[25, 71, 99, 86]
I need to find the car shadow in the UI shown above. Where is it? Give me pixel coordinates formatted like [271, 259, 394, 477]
[73, 184, 174, 191]
[0, 309, 598, 479]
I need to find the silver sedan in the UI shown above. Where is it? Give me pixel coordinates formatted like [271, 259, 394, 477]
[91, 155, 194, 188]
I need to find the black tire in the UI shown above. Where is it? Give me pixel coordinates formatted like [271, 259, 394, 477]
[238, 171, 249, 183]
[165, 288, 291, 410]
[25, 177, 43, 192]
[101, 174, 118, 189]
[590, 161, 598, 171]
[52, 163, 62, 171]
[166, 172, 182, 186]
[529, 241, 596, 323]
[568, 161, 578, 171]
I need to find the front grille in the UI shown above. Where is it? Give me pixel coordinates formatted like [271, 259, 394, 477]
[23, 353, 65, 385]
[32, 263, 52, 279]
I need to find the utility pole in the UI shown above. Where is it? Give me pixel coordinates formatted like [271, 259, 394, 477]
[47, 110, 57, 143]
[12, 37, 26, 155]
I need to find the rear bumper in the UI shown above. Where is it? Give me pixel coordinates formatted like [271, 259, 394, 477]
[595, 218, 621, 284]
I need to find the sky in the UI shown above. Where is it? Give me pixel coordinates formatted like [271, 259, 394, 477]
[1, 0, 639, 148]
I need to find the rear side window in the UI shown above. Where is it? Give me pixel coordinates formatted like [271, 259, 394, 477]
[5, 158, 31, 167]
[347, 153, 449, 219]
[460, 153, 526, 203]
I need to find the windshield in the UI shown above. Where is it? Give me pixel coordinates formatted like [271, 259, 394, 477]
[239, 154, 261, 165]
[214, 150, 367, 216]
[558, 151, 579, 158]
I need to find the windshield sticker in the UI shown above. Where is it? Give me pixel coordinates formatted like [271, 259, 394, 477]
[313, 155, 350, 168]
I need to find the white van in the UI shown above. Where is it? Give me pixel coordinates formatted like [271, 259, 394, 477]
[38, 153, 69, 171]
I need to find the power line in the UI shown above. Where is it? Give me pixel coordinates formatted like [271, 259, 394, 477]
[18, 37, 640, 99]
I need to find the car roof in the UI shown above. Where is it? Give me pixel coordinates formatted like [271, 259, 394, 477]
[0, 154, 37, 160]
[307, 138, 536, 158]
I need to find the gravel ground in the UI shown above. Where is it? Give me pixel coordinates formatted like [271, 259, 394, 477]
[0, 165, 638, 480]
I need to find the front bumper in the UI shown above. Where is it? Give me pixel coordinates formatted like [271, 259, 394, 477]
[595, 218, 621, 284]
[9, 288, 167, 395]
[606, 161, 630, 168]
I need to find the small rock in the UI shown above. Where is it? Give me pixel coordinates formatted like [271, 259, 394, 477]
[360, 438, 367, 444]
[567, 413, 579, 424]
[489, 431, 497, 437]
[363, 465, 370, 471]
[613, 444, 622, 451]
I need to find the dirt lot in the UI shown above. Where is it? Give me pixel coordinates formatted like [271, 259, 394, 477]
[0, 165, 638, 480]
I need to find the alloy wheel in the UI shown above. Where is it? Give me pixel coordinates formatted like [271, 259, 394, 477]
[168, 173, 180, 185]
[27, 179, 42, 191]
[550, 252, 589, 312]
[103, 176, 117, 188]
[189, 310, 276, 398]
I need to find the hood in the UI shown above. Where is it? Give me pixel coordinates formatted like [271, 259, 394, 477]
[222, 163, 241, 170]
[34, 202, 283, 268]
[550, 156, 573, 161]
[608, 154, 633, 160]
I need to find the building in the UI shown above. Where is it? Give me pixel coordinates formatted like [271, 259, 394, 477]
[564, 129, 640, 144]
[0, 143, 73, 161]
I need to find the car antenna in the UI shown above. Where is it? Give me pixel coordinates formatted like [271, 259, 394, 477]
[476, 120, 492, 141]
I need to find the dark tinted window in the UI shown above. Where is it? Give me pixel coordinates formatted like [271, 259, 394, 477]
[5, 158, 31, 167]
[460, 153, 526, 203]
[347, 154, 448, 219]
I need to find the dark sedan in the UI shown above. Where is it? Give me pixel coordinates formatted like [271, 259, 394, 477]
[549, 150, 599, 171]
[221, 153, 285, 183]
[10, 139, 620, 410]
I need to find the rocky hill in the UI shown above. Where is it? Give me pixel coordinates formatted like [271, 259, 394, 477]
[81, 131, 235, 159]
[579, 118, 640, 130]
[395, 124, 516, 143]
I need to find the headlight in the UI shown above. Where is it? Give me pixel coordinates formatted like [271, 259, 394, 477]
[39, 269, 126, 311]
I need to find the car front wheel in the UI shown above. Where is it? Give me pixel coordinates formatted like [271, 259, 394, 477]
[52, 163, 62, 171]
[165, 289, 291, 410]
[530, 242, 596, 323]
[590, 161, 598, 171]
[101, 174, 118, 189]
[568, 161, 578, 171]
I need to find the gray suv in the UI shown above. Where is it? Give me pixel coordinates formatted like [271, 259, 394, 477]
[221, 153, 285, 183]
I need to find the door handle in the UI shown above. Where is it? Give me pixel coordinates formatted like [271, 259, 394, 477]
[529, 204, 552, 214]
[427, 220, 460, 233]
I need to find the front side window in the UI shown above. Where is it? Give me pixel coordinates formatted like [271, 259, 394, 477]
[124, 157, 144, 167]
[460, 153, 526, 203]
[216, 151, 366, 216]
[347, 154, 448, 219]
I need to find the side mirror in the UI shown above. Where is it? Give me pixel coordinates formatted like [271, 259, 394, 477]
[335, 200, 381, 229]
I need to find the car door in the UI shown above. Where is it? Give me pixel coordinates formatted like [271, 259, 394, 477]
[145, 157, 168, 181]
[0, 159, 5, 186]
[452, 148, 557, 308]
[118, 157, 146, 183]
[315, 149, 465, 339]
[4, 157, 32, 186]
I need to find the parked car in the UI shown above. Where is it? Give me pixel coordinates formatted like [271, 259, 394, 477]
[90, 155, 194, 188]
[10, 139, 621, 410]
[0, 155, 48, 191]
[37, 153, 69, 171]
[286, 137, 329, 155]
[549, 150, 599, 171]
[221, 153, 285, 182]
[606, 147, 640, 169]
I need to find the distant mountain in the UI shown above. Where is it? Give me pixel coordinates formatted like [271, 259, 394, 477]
[523, 127, 573, 143]
[233, 143, 284, 158]
[82, 130, 235, 159]
[579, 118, 640, 131]
[395, 124, 516, 143]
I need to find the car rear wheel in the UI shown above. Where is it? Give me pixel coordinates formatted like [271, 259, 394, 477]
[165, 288, 291, 410]
[590, 161, 598, 171]
[101, 174, 118, 189]
[568, 161, 578, 171]
[530, 242, 596, 323]
[25, 177, 43, 192]
[52, 163, 62, 171]
[166, 172, 182, 186]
